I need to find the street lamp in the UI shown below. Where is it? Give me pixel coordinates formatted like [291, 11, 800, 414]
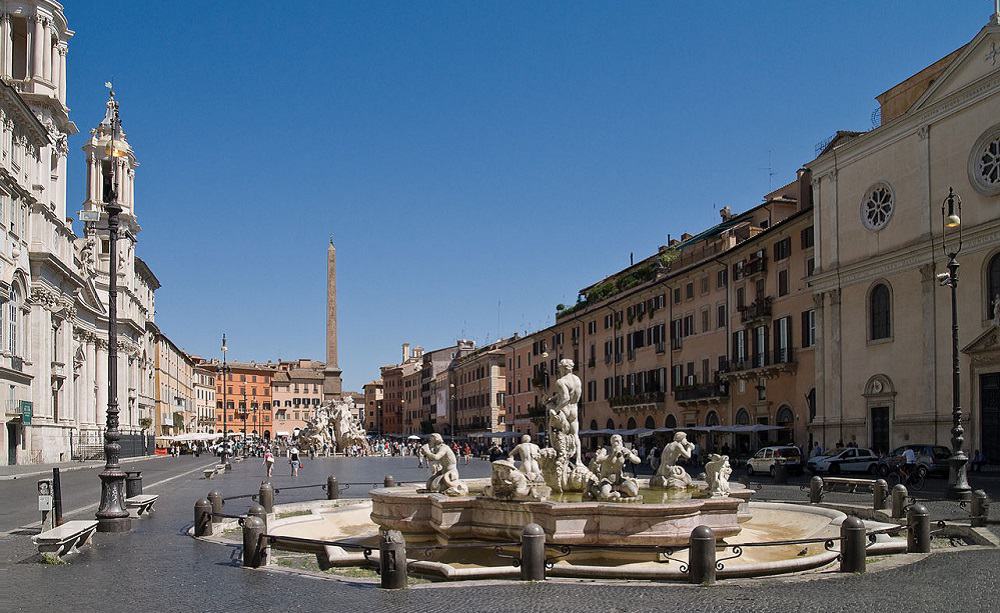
[241, 391, 248, 454]
[95, 86, 131, 533]
[219, 334, 231, 467]
[938, 187, 972, 501]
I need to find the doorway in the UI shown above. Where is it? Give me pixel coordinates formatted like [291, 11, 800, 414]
[980, 374, 1000, 465]
[870, 407, 890, 456]
[6, 422, 17, 465]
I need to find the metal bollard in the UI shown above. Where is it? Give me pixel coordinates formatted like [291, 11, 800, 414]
[839, 516, 866, 573]
[383, 475, 396, 488]
[891, 484, 908, 519]
[379, 529, 408, 589]
[327, 475, 340, 500]
[208, 490, 224, 523]
[773, 462, 788, 485]
[242, 515, 265, 568]
[520, 523, 547, 581]
[258, 482, 274, 514]
[971, 490, 989, 528]
[809, 476, 824, 503]
[194, 498, 213, 537]
[125, 471, 143, 499]
[688, 525, 717, 585]
[873, 479, 888, 510]
[907, 504, 930, 553]
[248, 503, 267, 533]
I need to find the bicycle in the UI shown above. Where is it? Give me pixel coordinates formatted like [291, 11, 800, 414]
[884, 463, 926, 491]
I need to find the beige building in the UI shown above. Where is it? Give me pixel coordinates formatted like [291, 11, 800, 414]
[380, 343, 423, 435]
[362, 380, 384, 434]
[191, 363, 216, 433]
[271, 359, 324, 437]
[452, 339, 512, 435]
[153, 331, 194, 436]
[810, 16, 1000, 461]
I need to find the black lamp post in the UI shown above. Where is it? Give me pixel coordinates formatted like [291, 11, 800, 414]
[95, 86, 131, 533]
[241, 391, 248, 455]
[939, 187, 972, 501]
[219, 334, 230, 467]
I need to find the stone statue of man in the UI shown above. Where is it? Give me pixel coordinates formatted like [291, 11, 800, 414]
[545, 358, 582, 465]
[993, 294, 1000, 327]
[419, 433, 468, 496]
[508, 434, 543, 482]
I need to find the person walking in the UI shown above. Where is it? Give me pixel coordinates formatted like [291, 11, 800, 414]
[289, 445, 301, 477]
[263, 449, 275, 479]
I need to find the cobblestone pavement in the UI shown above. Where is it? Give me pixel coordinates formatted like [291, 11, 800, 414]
[0, 457, 997, 612]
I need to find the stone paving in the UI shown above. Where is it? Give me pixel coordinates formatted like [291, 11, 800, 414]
[0, 456, 997, 612]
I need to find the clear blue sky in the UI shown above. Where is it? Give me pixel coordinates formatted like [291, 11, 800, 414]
[64, 1, 990, 391]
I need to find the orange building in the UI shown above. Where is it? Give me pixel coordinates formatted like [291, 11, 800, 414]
[208, 360, 276, 439]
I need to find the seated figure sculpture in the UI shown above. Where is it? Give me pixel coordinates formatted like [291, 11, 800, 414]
[704, 453, 733, 498]
[586, 435, 642, 501]
[650, 431, 695, 489]
[419, 433, 468, 496]
[508, 434, 544, 483]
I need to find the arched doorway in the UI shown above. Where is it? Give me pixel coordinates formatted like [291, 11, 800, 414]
[735, 408, 751, 454]
[863, 374, 895, 455]
[644, 416, 655, 429]
[665, 414, 677, 429]
[626, 417, 636, 429]
[590, 419, 599, 431]
[705, 410, 720, 452]
[775, 405, 794, 445]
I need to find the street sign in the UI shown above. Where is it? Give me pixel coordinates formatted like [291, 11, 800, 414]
[20, 400, 32, 425]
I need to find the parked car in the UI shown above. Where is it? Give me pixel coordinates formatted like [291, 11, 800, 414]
[746, 446, 802, 476]
[806, 447, 878, 475]
[877, 445, 952, 478]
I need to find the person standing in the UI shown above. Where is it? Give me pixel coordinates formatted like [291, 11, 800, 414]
[263, 449, 275, 479]
[289, 446, 301, 477]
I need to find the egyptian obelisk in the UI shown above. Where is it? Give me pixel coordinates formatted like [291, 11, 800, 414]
[323, 238, 343, 400]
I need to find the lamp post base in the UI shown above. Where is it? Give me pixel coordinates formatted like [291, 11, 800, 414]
[947, 452, 972, 501]
[96, 472, 132, 533]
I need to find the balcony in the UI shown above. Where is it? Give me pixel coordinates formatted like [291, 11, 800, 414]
[671, 337, 682, 351]
[609, 391, 665, 413]
[724, 348, 796, 378]
[739, 297, 773, 323]
[735, 254, 768, 280]
[674, 381, 729, 405]
[10, 355, 23, 372]
[655, 342, 666, 354]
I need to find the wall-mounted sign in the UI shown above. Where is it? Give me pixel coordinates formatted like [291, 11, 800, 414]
[20, 400, 32, 425]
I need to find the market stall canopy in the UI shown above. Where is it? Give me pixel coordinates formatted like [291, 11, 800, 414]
[156, 433, 224, 442]
[465, 431, 524, 439]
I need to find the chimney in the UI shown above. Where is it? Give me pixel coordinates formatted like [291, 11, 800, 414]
[797, 167, 813, 211]
[681, 232, 693, 241]
[413, 346, 424, 358]
[402, 342, 410, 362]
[720, 205, 733, 221]
[669, 238, 680, 247]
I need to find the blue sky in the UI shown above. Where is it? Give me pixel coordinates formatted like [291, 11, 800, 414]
[63, 1, 990, 391]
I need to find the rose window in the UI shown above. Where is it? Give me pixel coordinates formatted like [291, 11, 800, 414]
[861, 183, 894, 231]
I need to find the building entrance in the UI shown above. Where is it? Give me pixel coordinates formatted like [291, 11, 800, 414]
[980, 373, 1000, 465]
[870, 407, 890, 456]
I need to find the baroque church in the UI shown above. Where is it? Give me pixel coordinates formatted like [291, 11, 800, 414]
[0, 0, 159, 465]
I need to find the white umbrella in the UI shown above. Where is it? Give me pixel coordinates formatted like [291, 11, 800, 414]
[407, 435, 422, 440]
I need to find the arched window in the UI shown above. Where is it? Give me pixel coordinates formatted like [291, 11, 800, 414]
[735, 408, 750, 425]
[644, 416, 655, 429]
[988, 252, 1000, 319]
[589, 419, 599, 431]
[605, 418, 615, 430]
[626, 417, 636, 429]
[665, 414, 677, 429]
[705, 411, 720, 427]
[870, 283, 891, 340]
[776, 405, 794, 427]
[8, 284, 20, 356]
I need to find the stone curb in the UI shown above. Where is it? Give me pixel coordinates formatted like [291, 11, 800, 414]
[0, 454, 168, 481]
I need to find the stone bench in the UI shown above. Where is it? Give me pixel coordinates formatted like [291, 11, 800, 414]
[32, 520, 98, 561]
[126, 494, 159, 518]
[203, 464, 227, 479]
[822, 477, 876, 493]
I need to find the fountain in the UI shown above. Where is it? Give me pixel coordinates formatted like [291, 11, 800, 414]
[370, 359, 753, 546]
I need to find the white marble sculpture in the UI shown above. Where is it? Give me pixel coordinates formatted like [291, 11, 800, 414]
[650, 431, 695, 489]
[541, 358, 588, 492]
[419, 433, 468, 496]
[296, 399, 370, 454]
[704, 454, 733, 498]
[483, 459, 549, 501]
[586, 435, 642, 501]
[508, 434, 544, 483]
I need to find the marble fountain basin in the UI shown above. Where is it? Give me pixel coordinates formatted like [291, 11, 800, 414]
[369, 477, 753, 546]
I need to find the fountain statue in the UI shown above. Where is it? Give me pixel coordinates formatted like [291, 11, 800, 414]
[483, 459, 549, 501]
[508, 434, 544, 483]
[704, 454, 733, 498]
[539, 359, 596, 493]
[296, 399, 370, 454]
[650, 431, 695, 489]
[419, 433, 468, 496]
[586, 434, 641, 501]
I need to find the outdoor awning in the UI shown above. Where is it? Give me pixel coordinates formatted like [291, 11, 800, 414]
[157, 433, 224, 442]
[465, 431, 524, 439]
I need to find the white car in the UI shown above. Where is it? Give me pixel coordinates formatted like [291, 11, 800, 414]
[806, 447, 877, 475]
[745, 446, 802, 476]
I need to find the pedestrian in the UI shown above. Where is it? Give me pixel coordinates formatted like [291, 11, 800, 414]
[647, 446, 660, 473]
[463, 443, 472, 465]
[263, 449, 275, 479]
[289, 445, 301, 477]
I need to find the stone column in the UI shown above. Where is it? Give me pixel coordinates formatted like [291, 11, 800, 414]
[0, 14, 10, 79]
[827, 289, 843, 445]
[813, 291, 826, 447]
[31, 15, 43, 79]
[87, 153, 96, 203]
[50, 40, 59, 93]
[920, 263, 939, 444]
[95, 342, 107, 427]
[42, 20, 52, 81]
[58, 45, 67, 105]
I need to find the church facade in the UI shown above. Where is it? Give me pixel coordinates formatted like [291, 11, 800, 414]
[1, 0, 161, 464]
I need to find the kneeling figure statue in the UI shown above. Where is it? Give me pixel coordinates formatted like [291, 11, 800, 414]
[650, 431, 695, 489]
[586, 435, 642, 502]
[704, 454, 733, 498]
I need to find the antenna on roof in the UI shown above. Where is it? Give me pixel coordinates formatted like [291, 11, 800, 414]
[757, 150, 775, 190]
